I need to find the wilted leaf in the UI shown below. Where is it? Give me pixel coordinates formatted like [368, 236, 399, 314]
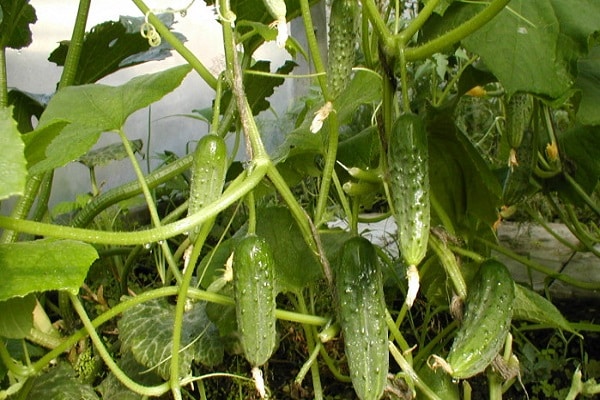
[0, 0, 36, 49]
[118, 298, 223, 380]
[0, 239, 98, 301]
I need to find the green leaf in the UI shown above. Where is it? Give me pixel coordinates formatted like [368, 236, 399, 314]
[118, 298, 223, 380]
[29, 64, 191, 174]
[7, 89, 47, 133]
[77, 139, 143, 168]
[22, 119, 71, 169]
[0, 0, 36, 49]
[0, 107, 27, 200]
[0, 239, 98, 301]
[256, 206, 323, 292]
[48, 14, 185, 85]
[555, 124, 600, 195]
[575, 46, 600, 126]
[0, 294, 35, 338]
[513, 284, 579, 335]
[428, 110, 502, 232]
[97, 351, 162, 400]
[25, 363, 99, 400]
[462, 0, 600, 97]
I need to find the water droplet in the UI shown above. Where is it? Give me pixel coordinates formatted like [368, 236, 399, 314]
[144, 243, 151, 249]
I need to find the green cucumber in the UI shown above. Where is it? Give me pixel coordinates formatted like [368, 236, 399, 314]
[446, 259, 515, 379]
[233, 235, 277, 367]
[502, 119, 538, 207]
[262, 0, 286, 20]
[388, 113, 430, 268]
[335, 237, 388, 400]
[327, 0, 358, 100]
[187, 134, 228, 242]
[505, 92, 533, 151]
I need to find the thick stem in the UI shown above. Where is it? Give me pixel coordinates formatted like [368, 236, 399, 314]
[299, 0, 328, 97]
[0, 49, 7, 108]
[314, 111, 339, 225]
[58, 0, 91, 88]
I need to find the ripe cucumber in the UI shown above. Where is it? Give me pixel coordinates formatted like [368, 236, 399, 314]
[327, 0, 358, 100]
[446, 259, 515, 379]
[187, 134, 228, 242]
[387, 113, 430, 268]
[233, 235, 277, 367]
[335, 237, 388, 400]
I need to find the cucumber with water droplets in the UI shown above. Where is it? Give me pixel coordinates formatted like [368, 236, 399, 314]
[445, 259, 515, 379]
[335, 237, 388, 400]
[233, 235, 277, 367]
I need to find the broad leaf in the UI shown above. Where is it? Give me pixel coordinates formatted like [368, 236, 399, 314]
[575, 46, 600, 126]
[256, 206, 323, 292]
[462, 0, 600, 97]
[97, 351, 162, 400]
[118, 298, 223, 380]
[555, 124, 600, 196]
[0, 239, 98, 301]
[48, 14, 185, 85]
[0, 107, 27, 200]
[428, 109, 502, 233]
[512, 284, 579, 335]
[0, 294, 35, 338]
[25, 363, 99, 400]
[0, 0, 36, 49]
[7, 89, 48, 132]
[29, 64, 191, 174]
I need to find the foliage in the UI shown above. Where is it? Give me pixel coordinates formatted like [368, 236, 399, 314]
[0, 0, 599, 399]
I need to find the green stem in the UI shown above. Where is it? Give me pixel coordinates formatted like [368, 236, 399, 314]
[0, 48, 6, 107]
[131, 0, 217, 89]
[399, 0, 439, 45]
[564, 172, 600, 217]
[314, 111, 339, 225]
[295, 293, 324, 400]
[399, 47, 410, 112]
[360, 0, 395, 53]
[385, 308, 413, 364]
[118, 129, 182, 283]
[69, 293, 170, 397]
[0, 161, 269, 245]
[299, 0, 328, 96]
[428, 234, 467, 300]
[0, 174, 42, 243]
[0, 340, 32, 377]
[405, 0, 510, 61]
[388, 341, 442, 400]
[58, 0, 91, 89]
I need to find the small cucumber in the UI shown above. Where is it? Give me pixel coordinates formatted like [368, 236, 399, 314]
[446, 259, 515, 379]
[327, 0, 358, 100]
[335, 237, 388, 400]
[502, 119, 538, 207]
[505, 92, 533, 151]
[233, 235, 277, 367]
[187, 134, 228, 242]
[387, 113, 430, 268]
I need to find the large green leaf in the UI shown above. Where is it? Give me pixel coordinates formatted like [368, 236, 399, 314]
[462, 0, 600, 97]
[48, 14, 185, 85]
[512, 284, 579, 335]
[0, 239, 98, 301]
[24, 363, 99, 400]
[0, 294, 35, 338]
[555, 124, 600, 196]
[428, 109, 502, 233]
[28, 64, 191, 174]
[118, 298, 223, 380]
[0, 107, 27, 200]
[575, 46, 600, 126]
[0, 0, 36, 49]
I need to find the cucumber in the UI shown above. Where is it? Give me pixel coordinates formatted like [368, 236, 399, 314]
[327, 0, 358, 100]
[335, 237, 388, 400]
[445, 259, 515, 379]
[502, 117, 538, 207]
[505, 92, 533, 151]
[387, 113, 430, 306]
[187, 134, 228, 242]
[262, 0, 287, 47]
[233, 235, 277, 367]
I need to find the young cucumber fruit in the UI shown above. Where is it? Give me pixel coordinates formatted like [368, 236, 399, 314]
[335, 237, 388, 400]
[327, 0, 358, 100]
[502, 116, 538, 207]
[233, 235, 278, 367]
[446, 259, 515, 379]
[387, 113, 430, 306]
[505, 92, 533, 151]
[187, 134, 228, 242]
